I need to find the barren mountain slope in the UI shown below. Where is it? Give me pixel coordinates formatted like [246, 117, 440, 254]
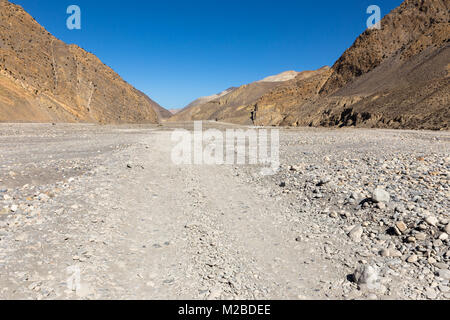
[154, 106, 173, 120]
[253, 0, 449, 129]
[0, 0, 165, 123]
[250, 67, 332, 126]
[321, 0, 449, 95]
[181, 87, 237, 112]
[169, 71, 303, 124]
[143, 93, 172, 120]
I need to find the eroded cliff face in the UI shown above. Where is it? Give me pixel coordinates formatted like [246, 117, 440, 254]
[0, 0, 162, 123]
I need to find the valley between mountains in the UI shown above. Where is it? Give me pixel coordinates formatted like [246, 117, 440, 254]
[0, 0, 449, 302]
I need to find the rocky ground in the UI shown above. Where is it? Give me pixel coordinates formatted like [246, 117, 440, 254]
[238, 127, 450, 299]
[0, 123, 448, 300]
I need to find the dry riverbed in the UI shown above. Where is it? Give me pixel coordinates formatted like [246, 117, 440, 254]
[0, 123, 448, 300]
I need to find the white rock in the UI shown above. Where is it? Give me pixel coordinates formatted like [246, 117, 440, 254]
[425, 216, 439, 227]
[407, 254, 418, 263]
[425, 288, 438, 299]
[437, 269, 450, 280]
[353, 265, 379, 290]
[372, 188, 390, 203]
[376, 202, 386, 210]
[439, 233, 448, 241]
[385, 249, 402, 258]
[348, 225, 364, 242]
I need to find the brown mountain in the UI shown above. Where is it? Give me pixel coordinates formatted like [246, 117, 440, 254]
[182, 87, 237, 112]
[148, 97, 173, 120]
[298, 0, 449, 130]
[0, 0, 166, 123]
[173, 0, 449, 130]
[169, 70, 304, 124]
[250, 67, 332, 125]
[252, 0, 450, 129]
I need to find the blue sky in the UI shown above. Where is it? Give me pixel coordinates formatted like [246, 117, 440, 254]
[12, 0, 404, 109]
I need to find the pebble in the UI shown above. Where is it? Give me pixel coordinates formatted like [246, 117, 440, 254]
[376, 202, 386, 210]
[445, 224, 450, 234]
[348, 225, 364, 243]
[329, 212, 338, 218]
[406, 236, 416, 243]
[425, 216, 439, 227]
[437, 269, 450, 280]
[372, 188, 390, 203]
[438, 285, 449, 293]
[438, 233, 448, 241]
[415, 232, 427, 241]
[353, 265, 380, 290]
[395, 221, 408, 234]
[380, 248, 402, 258]
[425, 288, 438, 299]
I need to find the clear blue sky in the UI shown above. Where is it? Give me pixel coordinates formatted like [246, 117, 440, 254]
[12, 0, 403, 109]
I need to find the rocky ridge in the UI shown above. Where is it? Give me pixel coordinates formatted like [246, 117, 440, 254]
[171, 0, 449, 130]
[170, 69, 328, 124]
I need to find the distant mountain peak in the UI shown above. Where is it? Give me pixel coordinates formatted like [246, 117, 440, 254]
[258, 71, 300, 82]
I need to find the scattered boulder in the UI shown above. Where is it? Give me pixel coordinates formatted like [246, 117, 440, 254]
[352, 265, 380, 290]
[438, 233, 448, 241]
